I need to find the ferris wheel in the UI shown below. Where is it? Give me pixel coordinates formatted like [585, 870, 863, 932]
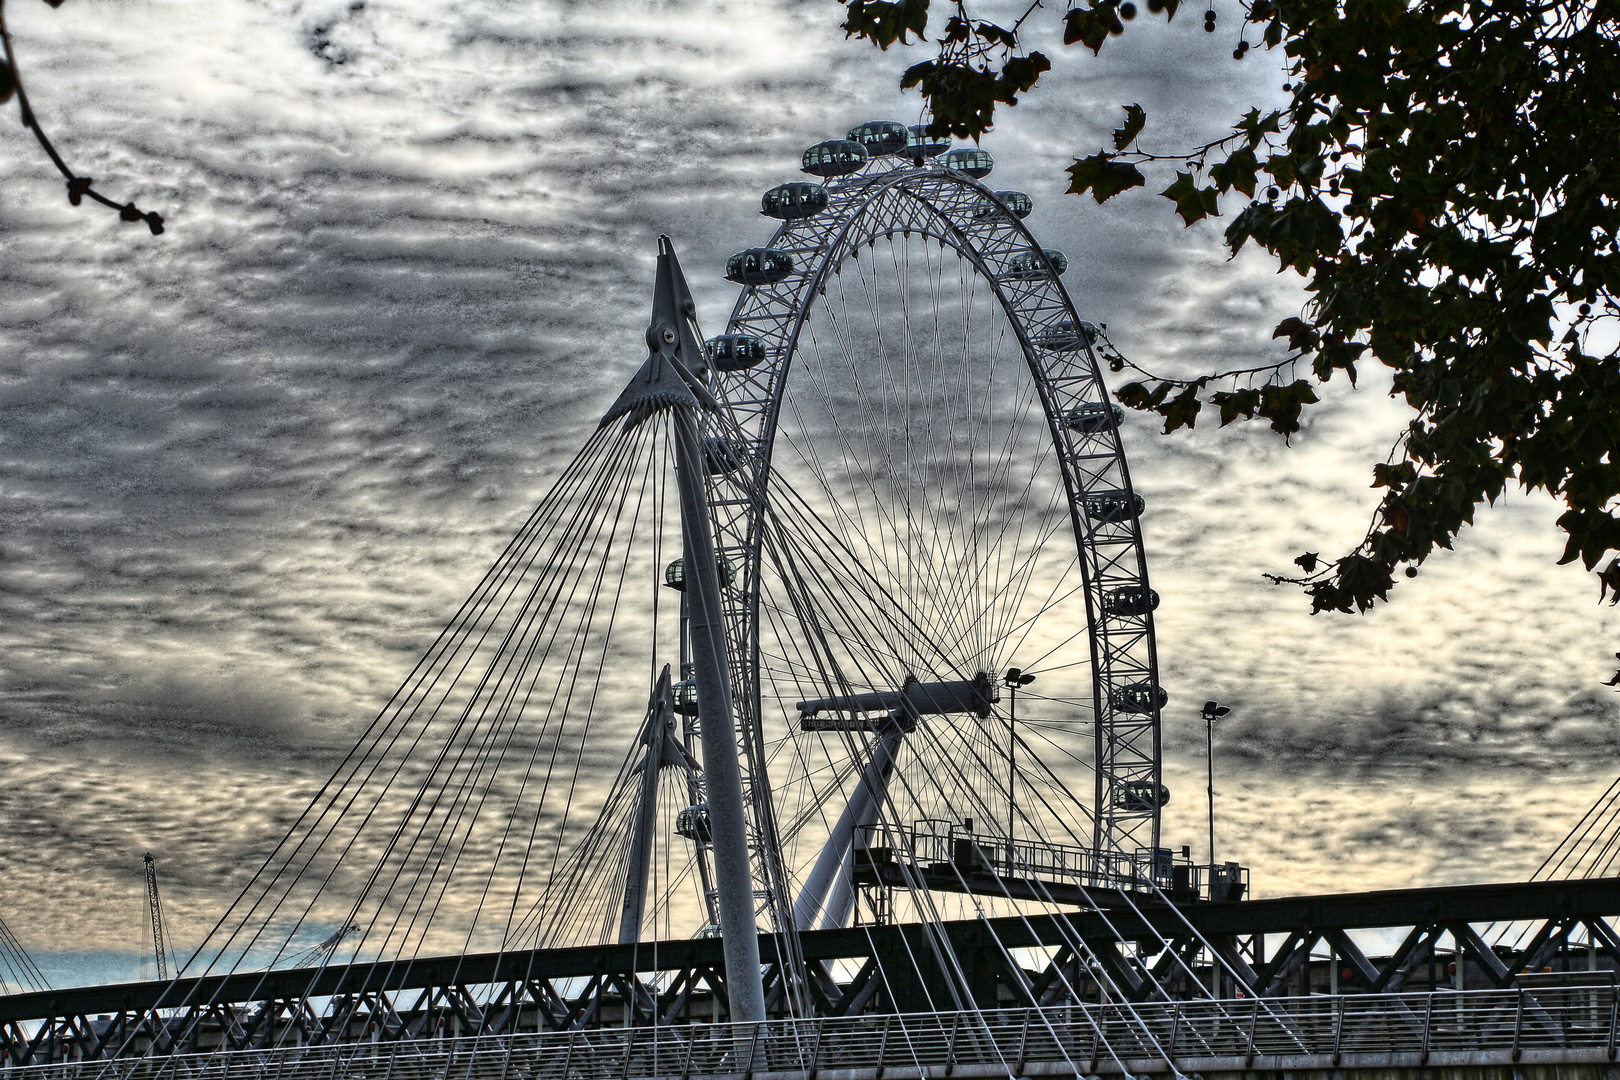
[164, 120, 1203, 1030]
[692, 120, 1170, 941]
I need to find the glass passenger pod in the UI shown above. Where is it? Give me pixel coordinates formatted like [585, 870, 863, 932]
[675, 804, 712, 843]
[801, 139, 869, 177]
[1102, 584, 1160, 616]
[974, 190, 1033, 220]
[1111, 681, 1168, 714]
[902, 125, 951, 162]
[1038, 320, 1099, 352]
[938, 147, 994, 178]
[704, 436, 744, 475]
[1007, 249, 1069, 280]
[1064, 401, 1125, 434]
[1083, 489, 1145, 523]
[847, 120, 910, 157]
[762, 182, 830, 221]
[1115, 780, 1172, 812]
[673, 680, 699, 716]
[663, 556, 737, 592]
[705, 334, 768, 372]
[725, 248, 795, 286]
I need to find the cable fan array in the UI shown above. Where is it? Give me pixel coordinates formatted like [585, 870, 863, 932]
[0, 913, 49, 994]
[1535, 776, 1620, 881]
[164, 417, 698, 992]
[117, 234, 1248, 1048]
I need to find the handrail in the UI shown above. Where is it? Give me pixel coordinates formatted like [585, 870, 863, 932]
[15, 988, 1620, 1080]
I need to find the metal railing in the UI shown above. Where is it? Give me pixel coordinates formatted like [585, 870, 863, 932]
[858, 822, 1248, 901]
[10, 988, 1620, 1079]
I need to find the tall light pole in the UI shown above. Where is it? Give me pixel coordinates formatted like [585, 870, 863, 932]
[1004, 668, 1035, 846]
[1201, 700, 1230, 867]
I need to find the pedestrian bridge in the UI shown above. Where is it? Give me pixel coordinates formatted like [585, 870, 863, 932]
[9, 988, 1620, 1080]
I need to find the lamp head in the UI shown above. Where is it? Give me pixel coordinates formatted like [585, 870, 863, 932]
[1005, 667, 1035, 687]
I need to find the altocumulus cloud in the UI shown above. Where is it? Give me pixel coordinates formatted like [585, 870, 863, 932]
[0, 0, 1615, 980]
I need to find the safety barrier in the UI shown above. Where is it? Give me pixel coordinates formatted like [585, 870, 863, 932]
[10, 987, 1620, 1080]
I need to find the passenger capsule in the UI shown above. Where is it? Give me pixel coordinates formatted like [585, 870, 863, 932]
[705, 334, 768, 372]
[939, 147, 994, 178]
[1111, 681, 1168, 715]
[704, 436, 744, 475]
[903, 124, 951, 161]
[675, 804, 712, 842]
[1115, 780, 1172, 811]
[1084, 489, 1145, 523]
[1007, 249, 1069, 280]
[673, 680, 700, 716]
[1038, 320, 1100, 351]
[847, 120, 910, 156]
[802, 139, 869, 177]
[1102, 585, 1160, 616]
[664, 556, 737, 591]
[762, 182, 830, 221]
[974, 190, 1033, 220]
[726, 248, 795, 286]
[1064, 401, 1125, 434]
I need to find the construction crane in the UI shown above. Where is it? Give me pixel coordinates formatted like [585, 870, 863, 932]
[277, 923, 361, 970]
[143, 853, 173, 981]
[0, 913, 49, 993]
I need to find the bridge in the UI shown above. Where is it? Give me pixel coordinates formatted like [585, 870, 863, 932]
[9, 988, 1620, 1080]
[6, 877, 1620, 1067]
[4, 125, 1617, 1080]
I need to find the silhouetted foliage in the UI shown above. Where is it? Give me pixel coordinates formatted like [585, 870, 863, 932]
[841, 0, 1619, 618]
[1, 0, 163, 233]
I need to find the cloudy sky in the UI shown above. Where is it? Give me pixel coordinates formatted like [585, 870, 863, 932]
[2, 0, 1618, 986]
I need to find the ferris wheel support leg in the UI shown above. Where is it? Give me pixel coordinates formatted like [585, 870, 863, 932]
[673, 404, 767, 1024]
[792, 729, 902, 931]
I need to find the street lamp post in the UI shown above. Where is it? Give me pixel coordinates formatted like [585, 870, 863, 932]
[1201, 699, 1230, 868]
[1201, 698, 1232, 999]
[1004, 668, 1035, 848]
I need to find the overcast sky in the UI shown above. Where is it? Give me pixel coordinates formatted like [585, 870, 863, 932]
[2, 0, 1618, 985]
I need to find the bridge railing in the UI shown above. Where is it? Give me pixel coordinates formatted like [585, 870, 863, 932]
[856, 823, 1248, 902]
[8, 988, 1619, 1079]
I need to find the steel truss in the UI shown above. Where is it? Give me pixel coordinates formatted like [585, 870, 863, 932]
[13, 990, 1620, 1080]
[707, 152, 1164, 878]
[7, 877, 1620, 1066]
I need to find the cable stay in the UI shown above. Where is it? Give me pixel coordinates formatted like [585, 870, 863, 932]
[78, 135, 1264, 1061]
[0, 911, 50, 994]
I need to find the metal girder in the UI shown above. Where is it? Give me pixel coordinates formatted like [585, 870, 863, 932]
[1256, 930, 1320, 997]
[7, 877, 1620, 1066]
[1444, 922, 1506, 986]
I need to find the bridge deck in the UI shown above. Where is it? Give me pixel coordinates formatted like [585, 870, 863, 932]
[6, 989, 1620, 1080]
[7, 875, 1617, 1026]
[6, 877, 1620, 1068]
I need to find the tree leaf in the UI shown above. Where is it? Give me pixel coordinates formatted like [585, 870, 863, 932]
[1211, 387, 1261, 426]
[1272, 316, 1319, 353]
[842, 0, 932, 48]
[1213, 146, 1258, 197]
[1062, 5, 1113, 52]
[1161, 170, 1220, 226]
[1234, 107, 1281, 148]
[1159, 385, 1203, 433]
[1112, 104, 1147, 151]
[1067, 153, 1145, 203]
